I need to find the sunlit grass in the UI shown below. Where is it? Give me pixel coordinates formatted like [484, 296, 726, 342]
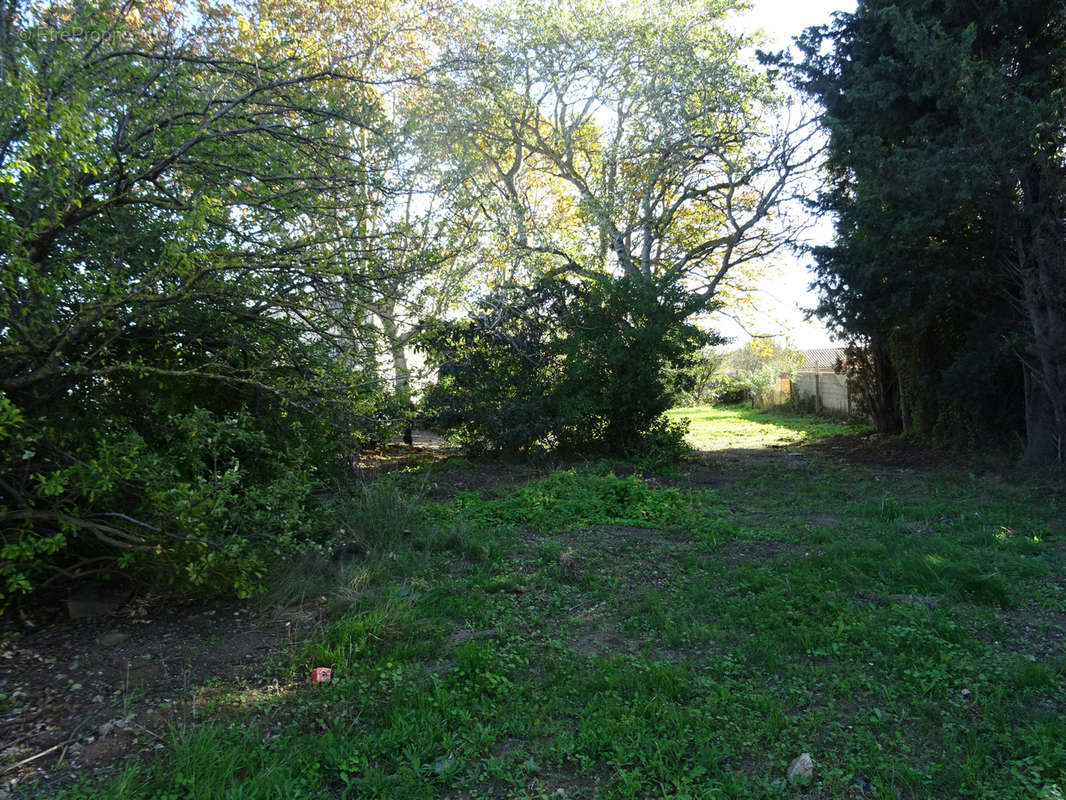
[54, 411, 1065, 800]
[667, 403, 869, 450]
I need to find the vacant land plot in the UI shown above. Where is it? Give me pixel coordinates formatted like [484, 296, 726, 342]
[22, 409, 1066, 798]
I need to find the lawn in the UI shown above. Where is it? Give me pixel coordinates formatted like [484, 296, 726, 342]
[666, 404, 869, 451]
[60, 409, 1065, 799]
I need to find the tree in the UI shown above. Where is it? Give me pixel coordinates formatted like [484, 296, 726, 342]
[353, 135, 482, 397]
[415, 0, 812, 453]
[785, 0, 1065, 461]
[0, 0, 397, 398]
[0, 0, 419, 598]
[436, 0, 814, 301]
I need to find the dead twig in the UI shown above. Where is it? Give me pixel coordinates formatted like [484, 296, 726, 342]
[0, 714, 93, 776]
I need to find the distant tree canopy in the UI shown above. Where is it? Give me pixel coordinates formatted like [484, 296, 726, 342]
[417, 0, 810, 455]
[430, 0, 812, 294]
[785, 0, 1065, 463]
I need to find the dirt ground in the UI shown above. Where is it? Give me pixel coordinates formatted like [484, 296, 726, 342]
[0, 594, 325, 798]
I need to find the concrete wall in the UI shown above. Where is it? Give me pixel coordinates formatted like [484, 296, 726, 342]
[791, 372, 852, 415]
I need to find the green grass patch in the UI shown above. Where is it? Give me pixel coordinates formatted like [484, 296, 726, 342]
[667, 403, 869, 450]
[55, 412, 1066, 800]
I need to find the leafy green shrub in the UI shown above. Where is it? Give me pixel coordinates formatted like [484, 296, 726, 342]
[634, 417, 692, 471]
[0, 0, 407, 603]
[706, 375, 749, 405]
[420, 275, 714, 458]
[418, 297, 560, 456]
[0, 386, 393, 603]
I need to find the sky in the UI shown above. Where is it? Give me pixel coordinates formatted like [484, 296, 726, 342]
[709, 0, 858, 351]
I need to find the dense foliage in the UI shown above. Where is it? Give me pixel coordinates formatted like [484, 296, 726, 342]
[421, 276, 713, 458]
[0, 0, 817, 603]
[785, 0, 1066, 462]
[0, 0, 408, 599]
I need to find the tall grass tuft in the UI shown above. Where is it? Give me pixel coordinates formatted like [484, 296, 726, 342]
[342, 478, 425, 555]
[262, 478, 427, 612]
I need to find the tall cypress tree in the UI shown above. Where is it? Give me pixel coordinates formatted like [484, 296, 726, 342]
[785, 0, 1065, 461]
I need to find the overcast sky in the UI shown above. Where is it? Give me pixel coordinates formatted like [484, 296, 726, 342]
[745, 0, 854, 48]
[710, 0, 857, 350]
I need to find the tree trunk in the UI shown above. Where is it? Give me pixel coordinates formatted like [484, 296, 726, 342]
[1016, 166, 1066, 466]
[391, 339, 410, 395]
[1022, 367, 1061, 465]
[848, 339, 901, 435]
[378, 312, 411, 394]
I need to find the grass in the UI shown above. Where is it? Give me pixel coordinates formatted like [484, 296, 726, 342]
[58, 408, 1065, 799]
[666, 404, 869, 450]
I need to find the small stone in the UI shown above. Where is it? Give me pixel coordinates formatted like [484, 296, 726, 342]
[97, 631, 129, 648]
[787, 752, 814, 785]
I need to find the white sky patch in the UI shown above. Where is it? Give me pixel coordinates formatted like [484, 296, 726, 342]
[709, 0, 856, 351]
